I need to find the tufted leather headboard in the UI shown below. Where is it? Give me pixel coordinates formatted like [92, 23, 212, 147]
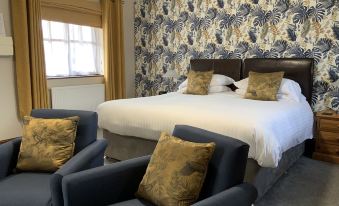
[189, 58, 314, 103]
[190, 59, 242, 81]
[243, 58, 314, 104]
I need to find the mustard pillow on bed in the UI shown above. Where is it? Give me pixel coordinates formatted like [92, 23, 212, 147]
[185, 70, 214, 95]
[16, 116, 79, 172]
[136, 132, 215, 206]
[245, 71, 284, 101]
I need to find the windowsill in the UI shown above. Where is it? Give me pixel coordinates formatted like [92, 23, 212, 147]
[47, 74, 104, 80]
[47, 75, 104, 88]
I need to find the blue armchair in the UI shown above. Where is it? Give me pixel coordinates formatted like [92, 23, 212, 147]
[62, 125, 257, 206]
[0, 109, 107, 206]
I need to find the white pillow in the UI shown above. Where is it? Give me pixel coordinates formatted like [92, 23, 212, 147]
[233, 78, 248, 90]
[178, 85, 231, 94]
[234, 78, 305, 102]
[178, 74, 235, 90]
[279, 79, 305, 102]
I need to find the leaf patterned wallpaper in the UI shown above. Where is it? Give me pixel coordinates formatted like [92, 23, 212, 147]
[134, 0, 339, 111]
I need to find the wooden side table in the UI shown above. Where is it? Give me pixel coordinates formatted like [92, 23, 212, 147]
[313, 110, 339, 164]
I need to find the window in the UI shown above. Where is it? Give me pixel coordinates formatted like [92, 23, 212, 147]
[42, 20, 103, 77]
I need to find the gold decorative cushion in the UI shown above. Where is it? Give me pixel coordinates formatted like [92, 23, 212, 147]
[16, 116, 80, 172]
[136, 132, 216, 206]
[245, 71, 284, 101]
[186, 70, 214, 95]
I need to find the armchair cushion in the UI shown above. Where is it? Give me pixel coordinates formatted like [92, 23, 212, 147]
[136, 132, 215, 206]
[31, 109, 98, 154]
[16, 116, 79, 172]
[172, 125, 249, 199]
[0, 173, 52, 206]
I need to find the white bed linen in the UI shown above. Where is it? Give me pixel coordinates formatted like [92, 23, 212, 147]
[97, 92, 314, 168]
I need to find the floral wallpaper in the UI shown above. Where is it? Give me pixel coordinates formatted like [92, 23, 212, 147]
[134, 0, 339, 111]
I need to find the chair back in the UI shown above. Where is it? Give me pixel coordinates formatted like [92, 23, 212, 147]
[31, 109, 98, 154]
[172, 125, 249, 200]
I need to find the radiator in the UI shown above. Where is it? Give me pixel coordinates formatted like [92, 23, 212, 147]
[51, 84, 105, 112]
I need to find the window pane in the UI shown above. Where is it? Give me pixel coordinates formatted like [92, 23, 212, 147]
[82, 26, 93, 42]
[45, 41, 69, 76]
[50, 21, 65, 39]
[42, 20, 50, 39]
[70, 43, 96, 75]
[43, 40, 53, 74]
[69, 24, 80, 41]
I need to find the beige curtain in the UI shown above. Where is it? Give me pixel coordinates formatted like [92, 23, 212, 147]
[102, 0, 125, 100]
[12, 0, 49, 118]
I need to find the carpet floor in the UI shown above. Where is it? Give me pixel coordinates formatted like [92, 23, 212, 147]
[257, 157, 339, 206]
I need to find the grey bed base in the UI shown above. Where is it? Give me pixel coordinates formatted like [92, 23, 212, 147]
[103, 130, 304, 200]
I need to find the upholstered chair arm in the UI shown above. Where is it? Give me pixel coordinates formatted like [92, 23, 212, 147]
[62, 155, 151, 206]
[0, 138, 21, 180]
[57, 139, 107, 176]
[50, 139, 107, 206]
[193, 183, 258, 206]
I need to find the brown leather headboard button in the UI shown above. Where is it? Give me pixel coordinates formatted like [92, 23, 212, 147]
[243, 58, 314, 104]
[190, 59, 242, 81]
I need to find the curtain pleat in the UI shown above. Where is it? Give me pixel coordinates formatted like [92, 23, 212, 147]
[102, 0, 125, 100]
[12, 0, 49, 118]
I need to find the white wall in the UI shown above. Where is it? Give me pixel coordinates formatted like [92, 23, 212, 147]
[0, 0, 23, 140]
[123, 0, 135, 98]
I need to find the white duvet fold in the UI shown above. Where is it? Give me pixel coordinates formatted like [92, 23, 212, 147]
[97, 92, 314, 168]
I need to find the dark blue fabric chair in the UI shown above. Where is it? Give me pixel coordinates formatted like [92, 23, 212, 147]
[62, 125, 257, 206]
[0, 109, 107, 206]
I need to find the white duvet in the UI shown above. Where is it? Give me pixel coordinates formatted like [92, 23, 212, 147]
[97, 92, 314, 168]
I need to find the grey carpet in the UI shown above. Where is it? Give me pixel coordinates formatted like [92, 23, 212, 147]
[257, 157, 339, 206]
[104, 156, 119, 164]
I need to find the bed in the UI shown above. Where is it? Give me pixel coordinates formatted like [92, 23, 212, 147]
[98, 58, 314, 199]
